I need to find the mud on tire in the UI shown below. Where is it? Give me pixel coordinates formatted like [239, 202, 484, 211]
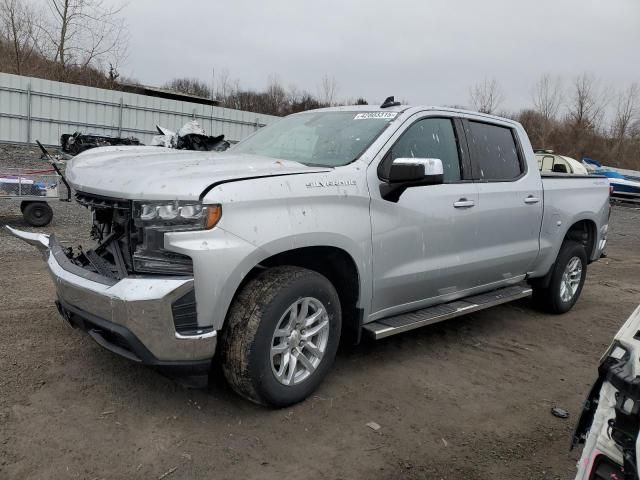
[220, 266, 341, 407]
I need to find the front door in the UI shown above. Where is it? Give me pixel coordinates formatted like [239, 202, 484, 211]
[368, 114, 481, 320]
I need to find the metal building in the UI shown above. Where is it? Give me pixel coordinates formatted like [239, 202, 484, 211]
[0, 72, 278, 146]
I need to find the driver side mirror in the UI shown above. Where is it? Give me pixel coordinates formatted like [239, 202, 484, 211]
[387, 157, 444, 185]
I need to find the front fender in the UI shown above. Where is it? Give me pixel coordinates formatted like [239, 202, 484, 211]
[187, 164, 373, 329]
[165, 228, 370, 331]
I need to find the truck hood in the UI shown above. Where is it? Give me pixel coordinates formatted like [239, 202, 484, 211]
[66, 146, 330, 200]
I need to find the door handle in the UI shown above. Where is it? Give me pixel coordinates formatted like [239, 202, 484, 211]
[524, 195, 540, 204]
[453, 198, 475, 208]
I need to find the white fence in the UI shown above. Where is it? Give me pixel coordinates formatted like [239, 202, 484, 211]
[0, 72, 278, 146]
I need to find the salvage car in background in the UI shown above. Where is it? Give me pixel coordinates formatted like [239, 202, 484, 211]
[536, 150, 589, 175]
[573, 305, 640, 479]
[61, 132, 142, 156]
[8, 100, 611, 407]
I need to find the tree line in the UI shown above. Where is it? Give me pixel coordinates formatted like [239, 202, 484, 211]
[0, 0, 127, 87]
[468, 76, 640, 171]
[1, 1, 638, 170]
[161, 73, 368, 116]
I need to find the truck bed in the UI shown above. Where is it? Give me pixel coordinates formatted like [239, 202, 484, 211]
[533, 174, 610, 278]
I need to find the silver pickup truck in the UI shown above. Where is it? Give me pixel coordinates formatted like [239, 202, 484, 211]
[9, 103, 611, 407]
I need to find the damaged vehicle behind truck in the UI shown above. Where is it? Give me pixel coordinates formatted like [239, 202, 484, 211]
[572, 305, 640, 479]
[9, 101, 611, 407]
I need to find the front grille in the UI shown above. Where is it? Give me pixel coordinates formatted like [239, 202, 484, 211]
[75, 191, 131, 211]
[172, 290, 198, 334]
[69, 192, 193, 277]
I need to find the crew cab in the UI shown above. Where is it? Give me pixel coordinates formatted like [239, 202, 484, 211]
[8, 102, 611, 407]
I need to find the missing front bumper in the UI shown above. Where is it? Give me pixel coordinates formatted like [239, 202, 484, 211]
[6, 226, 217, 366]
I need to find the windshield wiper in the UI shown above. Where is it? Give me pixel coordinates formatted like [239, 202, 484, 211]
[301, 162, 335, 168]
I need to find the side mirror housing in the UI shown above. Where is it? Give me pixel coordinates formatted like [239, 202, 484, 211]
[380, 157, 444, 202]
[387, 158, 444, 185]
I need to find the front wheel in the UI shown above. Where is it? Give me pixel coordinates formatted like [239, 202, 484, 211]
[220, 266, 341, 407]
[532, 240, 587, 314]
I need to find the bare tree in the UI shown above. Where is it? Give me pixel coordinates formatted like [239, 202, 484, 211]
[0, 0, 39, 74]
[566, 73, 607, 132]
[469, 78, 504, 114]
[163, 77, 212, 98]
[612, 83, 638, 139]
[532, 74, 563, 121]
[264, 74, 288, 115]
[214, 67, 231, 102]
[561, 73, 612, 159]
[318, 74, 338, 106]
[630, 120, 640, 170]
[530, 74, 563, 147]
[40, 0, 128, 70]
[611, 83, 639, 160]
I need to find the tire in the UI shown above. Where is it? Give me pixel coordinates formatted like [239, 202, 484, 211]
[220, 266, 341, 407]
[532, 241, 587, 314]
[22, 201, 53, 227]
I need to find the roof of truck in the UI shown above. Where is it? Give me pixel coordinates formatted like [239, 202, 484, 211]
[311, 104, 519, 126]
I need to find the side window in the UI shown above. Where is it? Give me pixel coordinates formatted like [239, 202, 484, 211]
[389, 118, 462, 183]
[468, 121, 523, 181]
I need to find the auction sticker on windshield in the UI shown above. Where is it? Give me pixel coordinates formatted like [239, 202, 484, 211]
[353, 112, 398, 120]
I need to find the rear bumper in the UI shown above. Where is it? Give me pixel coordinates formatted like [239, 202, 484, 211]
[7, 226, 217, 370]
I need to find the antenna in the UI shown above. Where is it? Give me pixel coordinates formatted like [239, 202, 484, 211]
[380, 96, 401, 108]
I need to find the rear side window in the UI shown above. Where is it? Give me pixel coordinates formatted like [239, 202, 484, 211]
[468, 121, 523, 181]
[389, 118, 462, 182]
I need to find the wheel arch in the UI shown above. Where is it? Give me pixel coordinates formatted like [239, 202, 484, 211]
[217, 236, 369, 344]
[531, 217, 597, 289]
[563, 218, 597, 262]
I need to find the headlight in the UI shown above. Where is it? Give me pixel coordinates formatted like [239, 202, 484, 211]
[131, 201, 222, 275]
[135, 201, 221, 230]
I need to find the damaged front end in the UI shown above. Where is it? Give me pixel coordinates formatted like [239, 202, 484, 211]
[67, 192, 219, 279]
[6, 190, 222, 369]
[573, 305, 640, 480]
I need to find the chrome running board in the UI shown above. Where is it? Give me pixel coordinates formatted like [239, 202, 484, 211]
[363, 285, 532, 340]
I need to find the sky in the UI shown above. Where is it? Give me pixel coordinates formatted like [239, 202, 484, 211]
[116, 0, 640, 113]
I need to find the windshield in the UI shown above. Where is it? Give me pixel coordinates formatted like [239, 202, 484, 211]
[232, 111, 397, 167]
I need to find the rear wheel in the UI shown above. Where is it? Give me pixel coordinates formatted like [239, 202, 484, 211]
[532, 241, 587, 314]
[22, 201, 53, 227]
[220, 266, 341, 407]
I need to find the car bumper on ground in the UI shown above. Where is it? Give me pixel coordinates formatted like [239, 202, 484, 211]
[6, 226, 216, 373]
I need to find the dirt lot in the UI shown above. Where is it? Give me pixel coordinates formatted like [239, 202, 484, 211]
[1, 146, 640, 479]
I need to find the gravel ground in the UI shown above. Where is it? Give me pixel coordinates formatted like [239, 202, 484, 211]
[1, 144, 640, 479]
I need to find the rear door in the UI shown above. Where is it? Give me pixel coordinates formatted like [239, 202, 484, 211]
[368, 114, 481, 318]
[464, 119, 544, 285]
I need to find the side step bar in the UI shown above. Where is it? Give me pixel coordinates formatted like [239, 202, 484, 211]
[363, 284, 532, 340]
